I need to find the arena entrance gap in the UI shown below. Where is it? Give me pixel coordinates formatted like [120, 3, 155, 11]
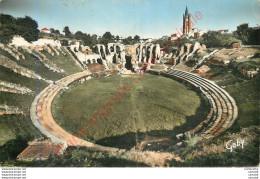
[125, 55, 133, 71]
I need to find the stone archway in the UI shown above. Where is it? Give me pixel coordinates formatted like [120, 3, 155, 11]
[146, 46, 151, 63]
[151, 46, 156, 64]
[97, 58, 103, 65]
[100, 46, 106, 59]
[141, 47, 146, 63]
[125, 55, 133, 71]
[116, 46, 120, 54]
[113, 54, 117, 64]
[110, 46, 114, 53]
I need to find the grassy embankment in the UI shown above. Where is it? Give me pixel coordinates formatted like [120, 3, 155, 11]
[0, 47, 81, 164]
[41, 46, 82, 75]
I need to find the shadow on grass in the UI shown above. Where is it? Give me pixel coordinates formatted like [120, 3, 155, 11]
[172, 91, 210, 138]
[0, 135, 33, 162]
[96, 91, 210, 151]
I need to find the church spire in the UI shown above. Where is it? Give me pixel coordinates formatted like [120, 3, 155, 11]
[185, 6, 189, 17]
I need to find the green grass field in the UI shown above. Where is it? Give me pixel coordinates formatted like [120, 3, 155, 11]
[53, 74, 210, 149]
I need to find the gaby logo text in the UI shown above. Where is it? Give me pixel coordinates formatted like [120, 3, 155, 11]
[226, 139, 245, 152]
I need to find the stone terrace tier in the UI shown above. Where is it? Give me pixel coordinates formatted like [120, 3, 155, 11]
[164, 69, 238, 140]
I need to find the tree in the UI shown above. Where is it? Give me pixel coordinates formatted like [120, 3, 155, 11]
[91, 34, 98, 45]
[71, 31, 98, 47]
[0, 14, 14, 25]
[82, 34, 92, 46]
[49, 28, 60, 35]
[127, 36, 132, 41]
[99, 32, 115, 45]
[16, 16, 39, 42]
[74, 31, 84, 40]
[55, 30, 60, 34]
[63, 26, 72, 37]
[0, 14, 16, 43]
[102, 32, 113, 40]
[91, 34, 97, 40]
[16, 16, 38, 29]
[122, 36, 133, 45]
[0, 14, 39, 43]
[134, 35, 140, 42]
[234, 23, 260, 45]
[234, 23, 250, 44]
[200, 31, 240, 48]
[50, 28, 55, 34]
[115, 35, 120, 41]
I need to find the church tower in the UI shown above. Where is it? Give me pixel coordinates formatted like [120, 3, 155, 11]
[183, 6, 191, 34]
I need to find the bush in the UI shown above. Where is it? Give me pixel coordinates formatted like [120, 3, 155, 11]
[0, 136, 32, 162]
[234, 23, 260, 45]
[181, 134, 198, 160]
[0, 14, 39, 44]
[200, 31, 240, 48]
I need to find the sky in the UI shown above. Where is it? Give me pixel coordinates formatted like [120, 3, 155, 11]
[0, 0, 259, 38]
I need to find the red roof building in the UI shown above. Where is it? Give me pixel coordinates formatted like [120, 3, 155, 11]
[41, 28, 49, 31]
[40, 28, 50, 33]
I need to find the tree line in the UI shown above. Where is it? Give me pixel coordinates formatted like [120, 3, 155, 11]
[0, 14, 39, 44]
[61, 26, 141, 46]
[199, 23, 260, 48]
[1, 13, 259, 48]
[0, 13, 142, 46]
[154, 23, 259, 53]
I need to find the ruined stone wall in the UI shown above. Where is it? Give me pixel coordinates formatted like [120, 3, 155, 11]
[0, 54, 45, 81]
[165, 42, 207, 66]
[0, 104, 23, 116]
[0, 80, 33, 94]
[95, 43, 127, 71]
[125, 43, 163, 71]
[0, 44, 22, 61]
[125, 44, 139, 61]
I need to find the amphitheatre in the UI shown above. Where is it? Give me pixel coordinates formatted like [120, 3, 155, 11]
[5, 31, 259, 167]
[0, 0, 259, 170]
